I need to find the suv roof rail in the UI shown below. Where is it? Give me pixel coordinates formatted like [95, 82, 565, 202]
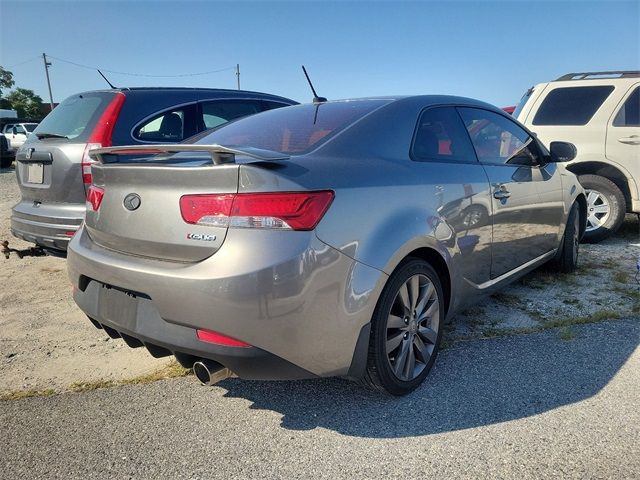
[556, 71, 640, 81]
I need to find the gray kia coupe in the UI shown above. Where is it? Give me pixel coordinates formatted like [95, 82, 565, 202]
[67, 96, 585, 395]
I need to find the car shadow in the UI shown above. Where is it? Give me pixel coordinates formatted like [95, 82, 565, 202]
[216, 319, 638, 438]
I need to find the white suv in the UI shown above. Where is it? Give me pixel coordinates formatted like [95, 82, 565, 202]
[514, 71, 639, 242]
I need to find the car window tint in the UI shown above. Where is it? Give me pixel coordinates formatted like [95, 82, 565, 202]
[260, 100, 293, 111]
[613, 86, 640, 126]
[193, 100, 391, 155]
[411, 106, 477, 162]
[3, 124, 13, 133]
[25, 124, 38, 132]
[14, 125, 26, 134]
[201, 101, 262, 130]
[532, 86, 614, 125]
[134, 109, 185, 142]
[458, 107, 541, 166]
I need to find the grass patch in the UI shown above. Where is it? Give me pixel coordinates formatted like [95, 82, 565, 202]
[0, 388, 56, 401]
[558, 327, 576, 342]
[1, 360, 191, 401]
[612, 270, 629, 284]
[446, 309, 623, 347]
[491, 292, 522, 306]
[542, 310, 621, 329]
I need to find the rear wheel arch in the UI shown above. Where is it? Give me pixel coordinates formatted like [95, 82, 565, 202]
[401, 248, 451, 317]
[566, 161, 633, 209]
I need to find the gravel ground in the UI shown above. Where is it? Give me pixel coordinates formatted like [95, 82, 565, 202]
[0, 167, 169, 395]
[1, 320, 638, 479]
[0, 163, 638, 396]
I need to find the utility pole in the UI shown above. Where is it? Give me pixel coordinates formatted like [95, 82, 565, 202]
[236, 64, 240, 90]
[42, 53, 54, 110]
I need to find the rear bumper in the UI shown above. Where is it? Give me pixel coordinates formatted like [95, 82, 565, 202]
[67, 225, 386, 379]
[11, 200, 84, 251]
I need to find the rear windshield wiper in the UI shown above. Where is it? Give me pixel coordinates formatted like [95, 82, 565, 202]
[35, 133, 69, 139]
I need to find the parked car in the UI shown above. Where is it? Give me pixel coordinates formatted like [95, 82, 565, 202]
[67, 96, 585, 395]
[0, 134, 11, 168]
[11, 88, 297, 254]
[514, 70, 639, 242]
[2, 122, 38, 152]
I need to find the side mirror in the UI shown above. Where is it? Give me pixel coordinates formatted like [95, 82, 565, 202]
[11, 127, 17, 135]
[549, 141, 577, 162]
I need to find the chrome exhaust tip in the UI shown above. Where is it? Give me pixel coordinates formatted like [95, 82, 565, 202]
[193, 359, 232, 386]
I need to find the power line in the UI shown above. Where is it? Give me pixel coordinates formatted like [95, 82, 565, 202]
[46, 55, 236, 78]
[4, 56, 41, 68]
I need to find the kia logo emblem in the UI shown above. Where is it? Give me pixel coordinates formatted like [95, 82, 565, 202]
[123, 193, 141, 211]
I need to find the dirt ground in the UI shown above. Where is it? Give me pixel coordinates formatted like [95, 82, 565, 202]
[1, 164, 638, 395]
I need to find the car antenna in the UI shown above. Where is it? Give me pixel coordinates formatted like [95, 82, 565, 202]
[301, 65, 327, 103]
[97, 69, 117, 89]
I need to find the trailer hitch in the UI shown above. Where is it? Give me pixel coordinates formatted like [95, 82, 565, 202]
[1, 240, 47, 259]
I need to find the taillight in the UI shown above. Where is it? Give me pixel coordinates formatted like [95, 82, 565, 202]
[196, 329, 251, 348]
[179, 191, 334, 231]
[87, 185, 104, 211]
[82, 92, 126, 188]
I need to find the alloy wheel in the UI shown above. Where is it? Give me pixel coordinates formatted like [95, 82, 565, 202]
[585, 189, 611, 232]
[385, 274, 440, 381]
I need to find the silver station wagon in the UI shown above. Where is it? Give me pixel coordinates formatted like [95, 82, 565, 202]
[67, 96, 585, 395]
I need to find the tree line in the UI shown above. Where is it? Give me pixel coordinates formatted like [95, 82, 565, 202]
[0, 66, 46, 119]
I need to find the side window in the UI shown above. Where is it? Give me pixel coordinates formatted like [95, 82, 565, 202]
[4, 124, 13, 133]
[458, 107, 541, 166]
[14, 125, 26, 134]
[134, 109, 185, 142]
[411, 106, 477, 162]
[201, 100, 262, 130]
[613, 87, 640, 127]
[532, 86, 615, 125]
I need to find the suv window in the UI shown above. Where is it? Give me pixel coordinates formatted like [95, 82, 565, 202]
[411, 106, 477, 162]
[13, 125, 26, 134]
[201, 100, 263, 130]
[3, 124, 14, 133]
[135, 109, 186, 142]
[532, 86, 615, 125]
[613, 86, 640, 126]
[458, 107, 542, 166]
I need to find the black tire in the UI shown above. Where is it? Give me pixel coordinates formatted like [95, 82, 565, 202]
[578, 174, 626, 243]
[550, 203, 580, 273]
[361, 258, 444, 395]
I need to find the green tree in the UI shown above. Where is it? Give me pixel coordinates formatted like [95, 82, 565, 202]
[5, 88, 43, 118]
[0, 66, 15, 97]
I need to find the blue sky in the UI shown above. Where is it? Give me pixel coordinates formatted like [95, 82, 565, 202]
[1, 1, 638, 108]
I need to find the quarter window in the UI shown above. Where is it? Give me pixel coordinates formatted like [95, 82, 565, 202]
[532, 86, 614, 125]
[458, 107, 541, 166]
[613, 87, 640, 126]
[411, 106, 477, 162]
[134, 109, 185, 142]
[201, 101, 263, 130]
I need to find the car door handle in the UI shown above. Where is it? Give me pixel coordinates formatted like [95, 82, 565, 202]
[493, 184, 511, 199]
[618, 135, 640, 145]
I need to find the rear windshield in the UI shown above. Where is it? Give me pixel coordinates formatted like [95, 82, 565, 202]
[193, 100, 391, 155]
[33, 92, 114, 141]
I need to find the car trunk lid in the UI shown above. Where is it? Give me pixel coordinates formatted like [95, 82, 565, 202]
[85, 158, 240, 262]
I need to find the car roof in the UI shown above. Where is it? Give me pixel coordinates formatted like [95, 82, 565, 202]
[75, 87, 297, 104]
[318, 95, 500, 111]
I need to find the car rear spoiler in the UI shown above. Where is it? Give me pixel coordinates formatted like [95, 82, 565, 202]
[88, 144, 290, 165]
